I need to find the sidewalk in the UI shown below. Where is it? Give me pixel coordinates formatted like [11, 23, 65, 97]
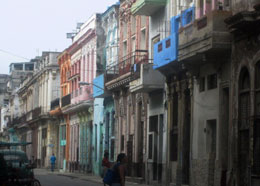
[35, 169, 148, 186]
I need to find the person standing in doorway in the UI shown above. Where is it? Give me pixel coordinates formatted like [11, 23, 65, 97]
[50, 153, 56, 172]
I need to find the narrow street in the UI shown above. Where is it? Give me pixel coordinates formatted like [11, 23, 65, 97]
[1, 1, 260, 186]
[35, 169, 103, 186]
[34, 169, 146, 186]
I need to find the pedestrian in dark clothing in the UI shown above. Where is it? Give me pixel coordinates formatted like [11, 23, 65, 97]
[50, 154, 56, 172]
[102, 151, 110, 186]
[111, 153, 127, 186]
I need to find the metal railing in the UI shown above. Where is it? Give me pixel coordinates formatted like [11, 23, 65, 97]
[51, 98, 60, 110]
[105, 50, 149, 83]
[7, 117, 20, 127]
[61, 94, 71, 107]
[32, 107, 42, 119]
[20, 114, 26, 123]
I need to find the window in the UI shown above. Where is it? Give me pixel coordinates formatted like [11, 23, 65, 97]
[254, 62, 260, 174]
[186, 11, 193, 25]
[148, 134, 153, 159]
[14, 64, 23, 70]
[256, 62, 260, 89]
[170, 92, 178, 161]
[199, 0, 204, 17]
[158, 43, 162, 53]
[111, 111, 115, 136]
[61, 125, 66, 140]
[4, 99, 9, 106]
[131, 16, 136, 35]
[110, 139, 115, 160]
[148, 115, 158, 162]
[238, 68, 250, 184]
[95, 124, 97, 161]
[80, 87, 82, 95]
[151, 35, 160, 60]
[121, 135, 124, 151]
[207, 74, 218, 90]
[199, 77, 205, 92]
[105, 113, 110, 148]
[141, 16, 146, 28]
[166, 38, 171, 48]
[42, 128, 47, 139]
[172, 93, 178, 128]
[123, 41, 127, 57]
[140, 29, 146, 50]
[121, 135, 125, 151]
[149, 115, 158, 132]
[123, 22, 127, 40]
[25, 64, 34, 71]
[224, 0, 230, 7]
[206, 120, 217, 154]
[170, 131, 178, 161]
[132, 37, 136, 55]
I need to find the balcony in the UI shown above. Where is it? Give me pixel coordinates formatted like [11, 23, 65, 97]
[105, 50, 149, 90]
[153, 7, 195, 75]
[32, 107, 42, 119]
[51, 98, 60, 110]
[61, 94, 71, 107]
[8, 117, 20, 127]
[26, 111, 32, 121]
[68, 71, 80, 81]
[153, 33, 178, 70]
[50, 98, 61, 116]
[131, 0, 167, 16]
[129, 63, 164, 93]
[20, 114, 26, 123]
[178, 10, 232, 65]
[225, 3, 260, 36]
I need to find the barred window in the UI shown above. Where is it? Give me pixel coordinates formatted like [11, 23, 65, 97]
[199, 77, 205, 92]
[207, 74, 217, 90]
[148, 134, 153, 160]
[121, 135, 124, 151]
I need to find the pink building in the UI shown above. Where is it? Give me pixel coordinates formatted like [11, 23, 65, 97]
[63, 14, 104, 172]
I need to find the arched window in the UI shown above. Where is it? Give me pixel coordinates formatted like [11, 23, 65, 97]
[238, 67, 250, 185]
[239, 68, 250, 128]
[83, 56, 85, 82]
[255, 62, 260, 115]
[253, 61, 260, 174]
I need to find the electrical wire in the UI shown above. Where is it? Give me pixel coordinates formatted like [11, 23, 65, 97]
[0, 49, 30, 61]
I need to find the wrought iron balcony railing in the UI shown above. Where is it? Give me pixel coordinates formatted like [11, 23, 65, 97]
[51, 98, 60, 110]
[105, 50, 149, 83]
[62, 94, 71, 107]
[32, 107, 42, 119]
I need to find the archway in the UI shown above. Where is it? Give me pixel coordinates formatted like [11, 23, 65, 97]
[238, 67, 250, 186]
[253, 62, 260, 175]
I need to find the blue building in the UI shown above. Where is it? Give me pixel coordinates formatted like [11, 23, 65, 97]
[92, 2, 119, 176]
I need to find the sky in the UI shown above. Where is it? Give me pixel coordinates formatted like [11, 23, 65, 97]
[0, 0, 118, 74]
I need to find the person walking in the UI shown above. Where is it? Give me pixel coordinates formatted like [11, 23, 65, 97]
[50, 153, 56, 172]
[102, 151, 111, 186]
[111, 153, 127, 186]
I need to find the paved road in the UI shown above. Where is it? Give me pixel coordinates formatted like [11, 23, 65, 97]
[35, 169, 147, 186]
[35, 169, 103, 186]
